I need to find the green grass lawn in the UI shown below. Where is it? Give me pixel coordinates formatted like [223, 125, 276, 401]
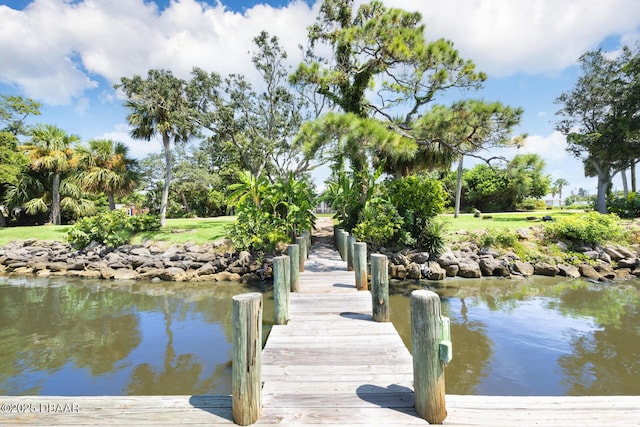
[0, 210, 588, 247]
[0, 216, 237, 246]
[440, 210, 583, 234]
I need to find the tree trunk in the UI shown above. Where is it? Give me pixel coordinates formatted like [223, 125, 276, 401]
[594, 164, 611, 214]
[632, 160, 637, 193]
[621, 169, 629, 196]
[454, 157, 463, 218]
[51, 172, 62, 225]
[180, 191, 190, 213]
[160, 134, 172, 227]
[107, 192, 116, 211]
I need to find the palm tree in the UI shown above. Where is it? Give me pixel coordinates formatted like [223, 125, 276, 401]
[554, 178, 570, 206]
[76, 139, 138, 210]
[18, 124, 80, 224]
[115, 69, 197, 226]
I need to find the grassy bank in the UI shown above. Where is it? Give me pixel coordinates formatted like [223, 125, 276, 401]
[441, 210, 581, 234]
[0, 216, 236, 246]
[0, 210, 586, 247]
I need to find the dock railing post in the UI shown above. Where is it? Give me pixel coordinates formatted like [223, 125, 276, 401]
[370, 254, 389, 322]
[347, 235, 356, 271]
[354, 242, 367, 291]
[295, 236, 306, 272]
[287, 244, 300, 292]
[232, 292, 262, 426]
[273, 255, 290, 325]
[411, 290, 448, 424]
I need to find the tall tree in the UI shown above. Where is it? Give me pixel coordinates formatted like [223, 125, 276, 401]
[0, 95, 40, 226]
[291, 0, 487, 224]
[17, 124, 81, 224]
[115, 69, 197, 226]
[191, 32, 312, 181]
[553, 178, 569, 206]
[76, 139, 138, 210]
[555, 46, 640, 213]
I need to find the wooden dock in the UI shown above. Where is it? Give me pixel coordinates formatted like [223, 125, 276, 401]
[2, 222, 640, 425]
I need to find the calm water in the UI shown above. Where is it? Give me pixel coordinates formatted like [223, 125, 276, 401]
[0, 277, 273, 396]
[390, 277, 640, 395]
[1, 276, 639, 396]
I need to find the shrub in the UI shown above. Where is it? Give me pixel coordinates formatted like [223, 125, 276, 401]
[383, 175, 447, 247]
[607, 192, 640, 218]
[352, 198, 404, 247]
[543, 212, 623, 245]
[68, 210, 160, 249]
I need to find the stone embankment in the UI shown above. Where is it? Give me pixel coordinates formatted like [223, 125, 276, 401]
[2, 225, 640, 283]
[0, 239, 268, 283]
[380, 239, 640, 282]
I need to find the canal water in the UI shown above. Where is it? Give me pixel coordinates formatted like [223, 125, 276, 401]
[1, 276, 638, 396]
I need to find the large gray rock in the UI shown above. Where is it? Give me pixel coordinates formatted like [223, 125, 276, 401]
[405, 263, 422, 280]
[160, 267, 187, 281]
[558, 264, 581, 278]
[425, 261, 446, 280]
[457, 260, 481, 278]
[534, 262, 559, 277]
[114, 268, 138, 280]
[578, 264, 601, 280]
[479, 258, 510, 277]
[512, 261, 534, 276]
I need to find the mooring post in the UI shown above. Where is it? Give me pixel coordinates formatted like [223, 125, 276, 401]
[347, 235, 356, 271]
[287, 244, 300, 292]
[232, 292, 262, 426]
[411, 289, 448, 424]
[370, 253, 389, 322]
[303, 230, 311, 258]
[335, 228, 344, 259]
[339, 230, 349, 262]
[295, 236, 306, 272]
[273, 255, 290, 325]
[354, 242, 367, 291]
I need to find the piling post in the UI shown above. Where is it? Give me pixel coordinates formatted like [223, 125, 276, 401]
[232, 292, 262, 426]
[287, 244, 300, 292]
[273, 255, 290, 325]
[411, 290, 448, 424]
[354, 242, 367, 291]
[339, 230, 348, 262]
[302, 230, 311, 258]
[370, 254, 389, 322]
[295, 236, 306, 272]
[347, 235, 356, 271]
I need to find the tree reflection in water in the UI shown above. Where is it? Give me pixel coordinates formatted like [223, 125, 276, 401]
[390, 277, 640, 396]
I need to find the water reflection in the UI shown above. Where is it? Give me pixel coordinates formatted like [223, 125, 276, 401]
[0, 277, 273, 396]
[390, 277, 640, 396]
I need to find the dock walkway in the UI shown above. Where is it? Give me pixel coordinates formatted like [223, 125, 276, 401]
[1, 218, 639, 425]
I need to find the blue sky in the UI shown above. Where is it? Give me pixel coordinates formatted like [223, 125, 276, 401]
[1, 0, 640, 198]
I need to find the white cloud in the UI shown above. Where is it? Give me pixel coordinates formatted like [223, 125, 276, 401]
[383, 0, 640, 76]
[0, 0, 316, 104]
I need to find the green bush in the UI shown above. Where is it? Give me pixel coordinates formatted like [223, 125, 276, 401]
[518, 198, 547, 211]
[68, 210, 161, 249]
[543, 212, 623, 245]
[607, 192, 640, 218]
[384, 175, 447, 248]
[352, 198, 404, 247]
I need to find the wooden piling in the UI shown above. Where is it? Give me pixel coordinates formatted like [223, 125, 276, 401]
[339, 230, 348, 261]
[411, 289, 447, 424]
[347, 235, 356, 271]
[370, 254, 389, 322]
[287, 244, 300, 292]
[232, 292, 262, 426]
[273, 255, 290, 325]
[354, 242, 367, 291]
[295, 236, 306, 272]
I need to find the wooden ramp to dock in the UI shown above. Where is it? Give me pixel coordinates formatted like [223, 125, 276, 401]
[259, 243, 424, 426]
